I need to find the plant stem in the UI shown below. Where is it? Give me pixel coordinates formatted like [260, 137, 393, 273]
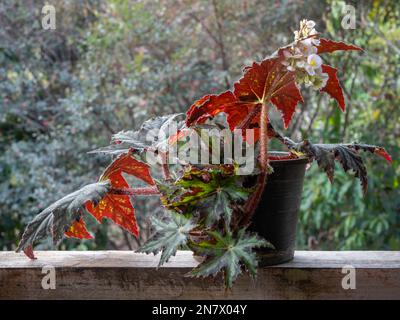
[238, 104, 261, 129]
[160, 152, 172, 180]
[260, 101, 269, 173]
[109, 186, 160, 196]
[241, 101, 269, 226]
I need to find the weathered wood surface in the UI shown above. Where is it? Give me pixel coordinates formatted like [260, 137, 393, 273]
[0, 251, 399, 300]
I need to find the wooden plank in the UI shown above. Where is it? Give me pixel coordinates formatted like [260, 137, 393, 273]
[0, 251, 399, 300]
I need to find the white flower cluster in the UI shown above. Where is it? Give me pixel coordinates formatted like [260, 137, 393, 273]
[282, 20, 328, 90]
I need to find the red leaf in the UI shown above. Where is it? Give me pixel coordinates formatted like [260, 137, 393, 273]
[186, 57, 303, 132]
[234, 58, 303, 128]
[373, 147, 392, 164]
[86, 192, 139, 237]
[321, 64, 345, 111]
[317, 38, 363, 54]
[186, 91, 260, 141]
[86, 171, 139, 237]
[101, 153, 154, 186]
[23, 245, 37, 260]
[271, 78, 304, 128]
[186, 91, 239, 129]
[85, 153, 153, 238]
[65, 218, 93, 239]
[168, 128, 191, 146]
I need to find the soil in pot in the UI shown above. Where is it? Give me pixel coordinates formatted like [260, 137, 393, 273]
[249, 152, 308, 266]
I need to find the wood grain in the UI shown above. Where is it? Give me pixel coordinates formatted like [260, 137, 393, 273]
[0, 251, 399, 299]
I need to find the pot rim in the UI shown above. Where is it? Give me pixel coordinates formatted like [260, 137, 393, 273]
[268, 151, 309, 165]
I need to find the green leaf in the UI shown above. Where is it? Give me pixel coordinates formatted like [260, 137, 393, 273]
[205, 191, 232, 227]
[160, 165, 252, 227]
[188, 229, 271, 288]
[138, 211, 197, 267]
[16, 181, 111, 258]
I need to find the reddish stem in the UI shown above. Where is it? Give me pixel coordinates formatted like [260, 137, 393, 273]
[259, 101, 269, 172]
[110, 186, 160, 196]
[238, 104, 261, 129]
[160, 152, 172, 180]
[241, 101, 269, 226]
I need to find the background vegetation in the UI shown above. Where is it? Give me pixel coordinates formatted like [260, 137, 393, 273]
[1, 0, 399, 251]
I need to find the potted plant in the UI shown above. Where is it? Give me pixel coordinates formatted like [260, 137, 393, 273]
[16, 20, 391, 288]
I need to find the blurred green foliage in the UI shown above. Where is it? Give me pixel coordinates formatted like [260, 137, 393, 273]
[0, 0, 398, 251]
[296, 0, 400, 250]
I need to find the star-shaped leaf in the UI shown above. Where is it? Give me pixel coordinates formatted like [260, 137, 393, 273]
[188, 229, 271, 288]
[138, 212, 197, 266]
[160, 165, 252, 227]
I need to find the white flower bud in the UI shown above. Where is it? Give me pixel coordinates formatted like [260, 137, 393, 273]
[306, 20, 316, 29]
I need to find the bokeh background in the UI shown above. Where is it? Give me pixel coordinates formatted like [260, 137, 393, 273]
[1, 0, 399, 251]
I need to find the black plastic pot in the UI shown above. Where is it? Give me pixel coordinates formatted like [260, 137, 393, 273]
[249, 152, 308, 266]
